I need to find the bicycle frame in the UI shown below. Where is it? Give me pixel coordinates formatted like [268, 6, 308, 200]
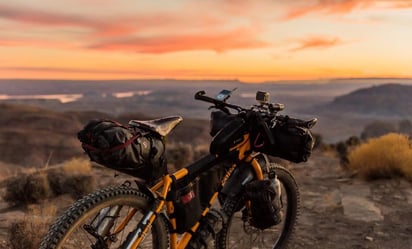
[117, 134, 265, 249]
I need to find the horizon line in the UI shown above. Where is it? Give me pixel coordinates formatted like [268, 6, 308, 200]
[1, 77, 412, 84]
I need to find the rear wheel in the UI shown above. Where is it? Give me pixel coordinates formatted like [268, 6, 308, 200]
[216, 164, 299, 249]
[40, 186, 169, 249]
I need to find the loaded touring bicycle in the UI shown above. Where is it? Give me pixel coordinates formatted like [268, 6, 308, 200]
[40, 89, 317, 249]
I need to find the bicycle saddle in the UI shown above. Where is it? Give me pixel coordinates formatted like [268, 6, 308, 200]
[129, 116, 183, 136]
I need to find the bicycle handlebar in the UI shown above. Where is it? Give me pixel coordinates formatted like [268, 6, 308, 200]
[195, 91, 244, 112]
[195, 90, 284, 146]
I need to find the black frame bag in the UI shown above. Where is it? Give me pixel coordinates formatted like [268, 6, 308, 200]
[167, 181, 202, 234]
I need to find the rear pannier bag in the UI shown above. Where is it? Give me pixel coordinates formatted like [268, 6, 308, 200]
[254, 116, 315, 163]
[245, 180, 281, 230]
[77, 119, 167, 183]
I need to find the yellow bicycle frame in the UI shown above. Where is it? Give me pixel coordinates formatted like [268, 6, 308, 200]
[119, 134, 265, 249]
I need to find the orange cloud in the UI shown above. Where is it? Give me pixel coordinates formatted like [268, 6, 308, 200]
[284, 0, 375, 20]
[283, 0, 412, 20]
[391, 0, 412, 8]
[0, 4, 179, 38]
[291, 35, 344, 51]
[1, 3, 264, 54]
[89, 28, 267, 54]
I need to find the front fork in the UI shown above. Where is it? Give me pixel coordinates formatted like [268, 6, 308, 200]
[120, 202, 159, 249]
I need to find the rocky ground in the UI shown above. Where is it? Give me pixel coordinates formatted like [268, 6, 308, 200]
[0, 152, 411, 248]
[289, 153, 412, 249]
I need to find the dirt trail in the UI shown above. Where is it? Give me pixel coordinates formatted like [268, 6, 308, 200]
[0, 152, 411, 249]
[289, 153, 412, 249]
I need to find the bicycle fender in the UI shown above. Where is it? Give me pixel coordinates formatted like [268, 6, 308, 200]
[221, 163, 255, 198]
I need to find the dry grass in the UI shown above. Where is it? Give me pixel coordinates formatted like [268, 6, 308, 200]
[348, 133, 412, 180]
[61, 157, 92, 174]
[3, 158, 95, 206]
[8, 205, 57, 249]
[3, 172, 53, 205]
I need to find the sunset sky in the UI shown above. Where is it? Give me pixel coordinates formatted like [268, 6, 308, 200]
[1, 0, 412, 82]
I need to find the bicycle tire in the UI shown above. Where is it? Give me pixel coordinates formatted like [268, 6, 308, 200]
[40, 185, 169, 249]
[216, 164, 299, 249]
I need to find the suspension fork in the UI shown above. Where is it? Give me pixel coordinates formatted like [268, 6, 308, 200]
[119, 170, 187, 249]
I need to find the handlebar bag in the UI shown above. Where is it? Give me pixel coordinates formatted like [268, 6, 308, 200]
[77, 119, 167, 183]
[254, 117, 315, 163]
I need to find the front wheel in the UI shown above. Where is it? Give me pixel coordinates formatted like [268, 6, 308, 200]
[40, 186, 169, 249]
[216, 164, 299, 249]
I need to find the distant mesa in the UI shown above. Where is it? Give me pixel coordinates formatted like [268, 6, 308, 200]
[320, 83, 412, 118]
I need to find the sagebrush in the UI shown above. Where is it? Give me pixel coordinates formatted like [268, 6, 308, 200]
[8, 206, 56, 249]
[3, 158, 95, 205]
[348, 133, 412, 180]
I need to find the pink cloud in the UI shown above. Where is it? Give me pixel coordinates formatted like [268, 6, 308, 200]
[89, 28, 268, 54]
[0, 4, 100, 28]
[281, 0, 412, 20]
[0, 3, 269, 54]
[291, 35, 344, 51]
[283, 0, 374, 20]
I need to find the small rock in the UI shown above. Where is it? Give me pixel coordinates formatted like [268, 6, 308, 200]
[393, 194, 405, 200]
[365, 236, 374, 242]
[376, 231, 389, 237]
[341, 196, 384, 222]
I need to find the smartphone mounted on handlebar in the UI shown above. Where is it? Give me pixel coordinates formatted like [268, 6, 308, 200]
[215, 89, 232, 102]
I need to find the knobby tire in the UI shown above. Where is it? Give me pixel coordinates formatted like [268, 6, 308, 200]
[216, 164, 299, 249]
[39, 185, 168, 249]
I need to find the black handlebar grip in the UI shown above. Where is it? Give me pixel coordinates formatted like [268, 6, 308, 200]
[194, 90, 217, 104]
[194, 90, 206, 99]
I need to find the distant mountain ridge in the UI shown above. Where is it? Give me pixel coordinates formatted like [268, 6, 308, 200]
[0, 103, 211, 168]
[322, 83, 412, 118]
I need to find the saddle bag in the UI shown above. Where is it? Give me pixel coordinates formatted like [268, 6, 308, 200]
[253, 116, 315, 163]
[245, 180, 281, 230]
[77, 119, 167, 183]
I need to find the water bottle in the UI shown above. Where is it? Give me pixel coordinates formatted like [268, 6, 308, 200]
[268, 171, 282, 223]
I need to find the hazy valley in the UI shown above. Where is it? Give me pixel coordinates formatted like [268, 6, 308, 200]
[1, 79, 412, 248]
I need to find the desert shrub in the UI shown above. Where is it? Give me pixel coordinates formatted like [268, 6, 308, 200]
[61, 157, 92, 174]
[3, 172, 53, 205]
[193, 146, 209, 161]
[348, 133, 412, 180]
[312, 133, 324, 150]
[3, 158, 95, 205]
[166, 143, 194, 170]
[47, 170, 95, 199]
[48, 158, 95, 198]
[335, 136, 361, 167]
[8, 206, 56, 249]
[63, 174, 95, 199]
